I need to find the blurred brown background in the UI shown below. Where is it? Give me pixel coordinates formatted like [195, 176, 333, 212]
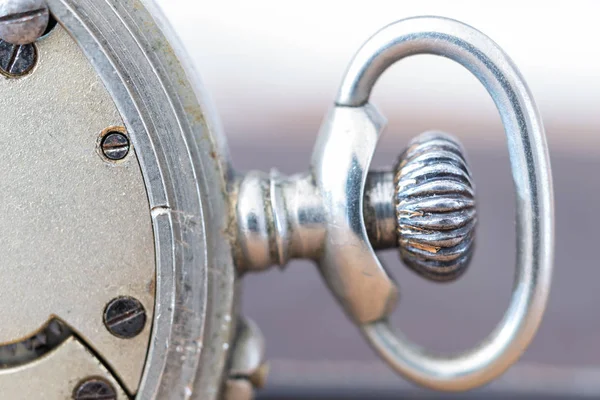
[158, 1, 599, 397]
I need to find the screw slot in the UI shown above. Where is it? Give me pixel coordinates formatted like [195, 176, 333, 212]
[103, 296, 146, 339]
[73, 377, 116, 400]
[99, 127, 130, 162]
[0, 39, 36, 77]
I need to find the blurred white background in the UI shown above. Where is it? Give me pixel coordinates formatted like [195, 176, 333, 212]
[156, 0, 599, 154]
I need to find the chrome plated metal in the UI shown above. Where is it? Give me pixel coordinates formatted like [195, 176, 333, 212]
[233, 167, 430, 273]
[100, 129, 131, 161]
[312, 104, 399, 323]
[364, 170, 397, 250]
[331, 16, 553, 391]
[233, 170, 326, 271]
[0, 0, 48, 44]
[235, 171, 278, 271]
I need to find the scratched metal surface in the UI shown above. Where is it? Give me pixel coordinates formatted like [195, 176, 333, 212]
[0, 26, 155, 394]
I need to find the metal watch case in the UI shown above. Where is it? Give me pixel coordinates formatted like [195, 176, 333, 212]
[0, 1, 237, 399]
[0, 1, 554, 399]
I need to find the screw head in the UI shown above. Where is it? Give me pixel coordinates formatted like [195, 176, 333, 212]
[73, 378, 116, 400]
[103, 296, 146, 339]
[0, 38, 36, 77]
[0, 0, 49, 45]
[100, 131, 130, 161]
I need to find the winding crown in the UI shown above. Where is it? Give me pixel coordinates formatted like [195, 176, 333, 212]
[395, 131, 476, 282]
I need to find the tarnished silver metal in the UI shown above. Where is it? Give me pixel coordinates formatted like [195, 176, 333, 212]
[0, 25, 155, 394]
[47, 1, 238, 397]
[0, 38, 36, 76]
[2, 0, 237, 399]
[0, 0, 48, 44]
[395, 131, 476, 282]
[1, 2, 554, 398]
[103, 296, 148, 340]
[73, 378, 118, 400]
[100, 128, 131, 161]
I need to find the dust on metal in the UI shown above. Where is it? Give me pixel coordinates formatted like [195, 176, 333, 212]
[0, 37, 35, 76]
[0, 0, 49, 45]
[103, 296, 146, 339]
[73, 378, 117, 400]
[100, 131, 130, 161]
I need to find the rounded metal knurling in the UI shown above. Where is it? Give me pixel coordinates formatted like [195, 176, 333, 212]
[395, 131, 476, 282]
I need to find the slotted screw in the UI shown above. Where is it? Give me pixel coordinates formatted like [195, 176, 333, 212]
[100, 131, 130, 161]
[103, 296, 146, 339]
[0, 38, 36, 76]
[0, 0, 49, 45]
[73, 378, 117, 400]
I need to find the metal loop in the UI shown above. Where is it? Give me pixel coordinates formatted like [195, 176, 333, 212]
[335, 16, 554, 391]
